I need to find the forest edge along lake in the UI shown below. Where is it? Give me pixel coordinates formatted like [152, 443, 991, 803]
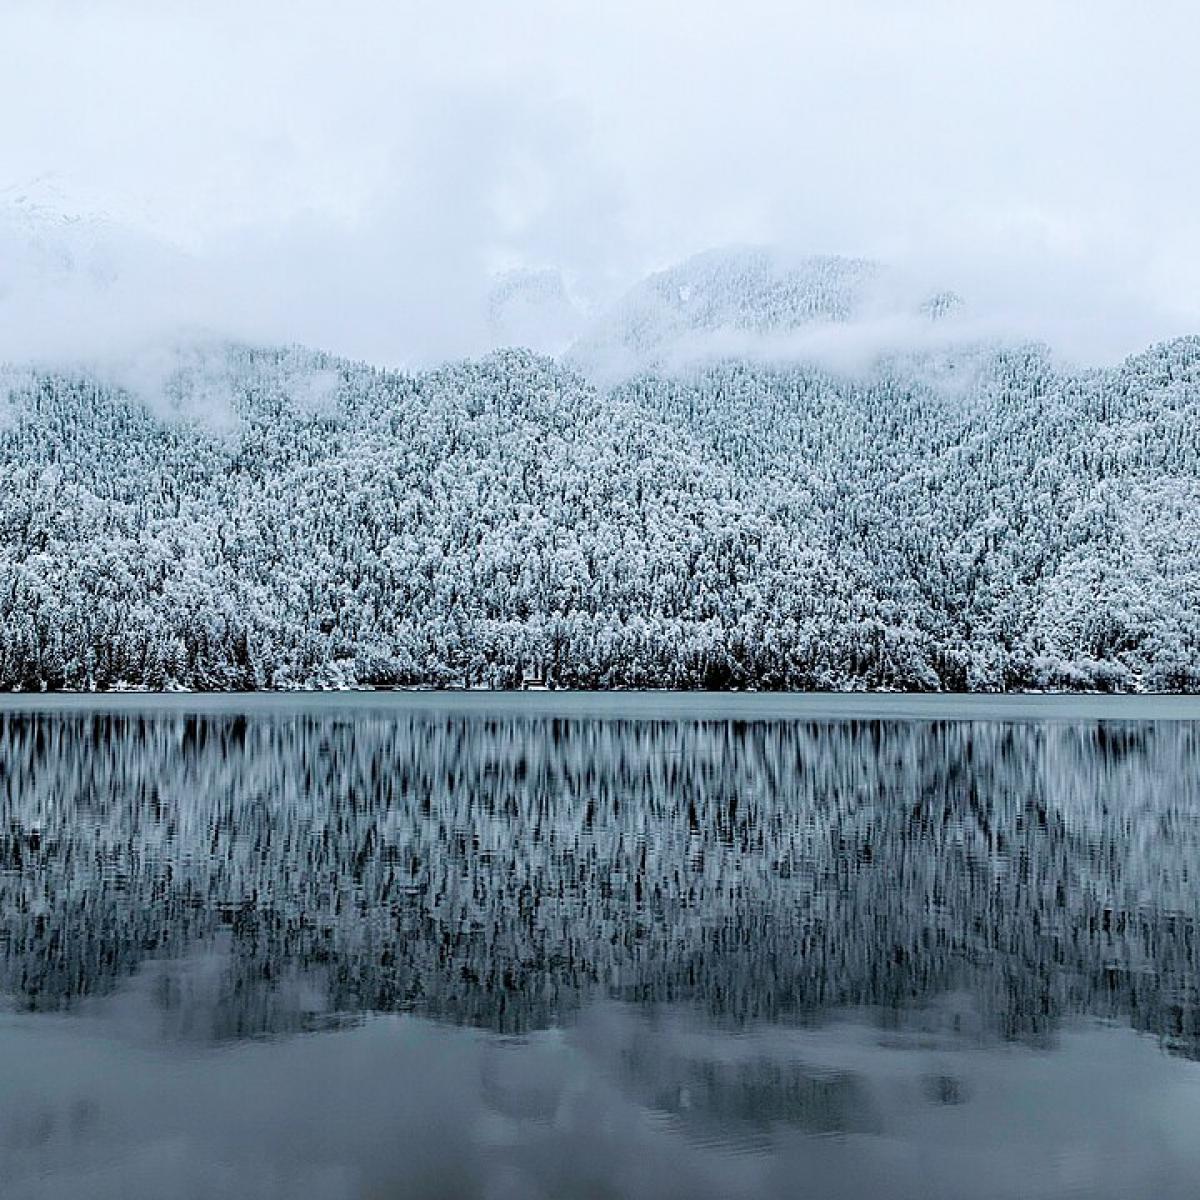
[5, 690, 1200, 720]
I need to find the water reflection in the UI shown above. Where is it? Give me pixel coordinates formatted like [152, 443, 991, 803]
[2, 704, 1200, 1197]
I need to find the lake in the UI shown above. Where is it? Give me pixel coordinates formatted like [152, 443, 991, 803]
[3, 694, 1200, 1199]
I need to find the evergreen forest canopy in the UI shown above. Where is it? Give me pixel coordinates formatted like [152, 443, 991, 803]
[2, 329, 1200, 692]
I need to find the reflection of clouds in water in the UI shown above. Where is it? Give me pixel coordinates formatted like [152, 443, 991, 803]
[4, 999, 1200, 1200]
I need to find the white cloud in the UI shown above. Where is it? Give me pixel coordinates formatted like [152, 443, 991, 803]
[1, 0, 1197, 368]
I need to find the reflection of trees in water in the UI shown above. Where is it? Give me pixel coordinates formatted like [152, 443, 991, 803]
[2, 712, 1199, 1053]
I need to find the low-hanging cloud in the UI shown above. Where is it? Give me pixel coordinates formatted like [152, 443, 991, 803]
[2, 0, 1198, 375]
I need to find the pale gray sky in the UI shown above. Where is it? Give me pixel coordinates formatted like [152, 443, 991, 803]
[2, 0, 1198, 367]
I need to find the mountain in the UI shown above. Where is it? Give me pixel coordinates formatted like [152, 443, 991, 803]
[0, 179, 190, 361]
[487, 267, 584, 356]
[0, 180, 121, 289]
[565, 247, 959, 379]
[2, 334, 1200, 692]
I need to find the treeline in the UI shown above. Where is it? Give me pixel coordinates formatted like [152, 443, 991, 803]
[2, 336, 1200, 690]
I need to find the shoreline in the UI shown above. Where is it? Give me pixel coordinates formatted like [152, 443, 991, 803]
[3, 690, 1200, 722]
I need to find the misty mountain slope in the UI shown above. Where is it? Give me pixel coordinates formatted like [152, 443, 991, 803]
[564, 247, 959, 379]
[0, 182, 188, 363]
[487, 267, 584, 356]
[0, 182, 123, 289]
[2, 337, 1200, 691]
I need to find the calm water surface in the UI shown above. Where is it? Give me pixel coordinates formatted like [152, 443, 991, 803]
[3, 694, 1200, 1199]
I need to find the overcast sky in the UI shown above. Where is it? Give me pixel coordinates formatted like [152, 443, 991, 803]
[2, 0, 1198, 368]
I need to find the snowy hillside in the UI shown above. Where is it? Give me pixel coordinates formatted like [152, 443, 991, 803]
[0, 181, 123, 288]
[564, 247, 958, 378]
[2, 334, 1200, 692]
[0, 180, 190, 362]
[487, 267, 584, 356]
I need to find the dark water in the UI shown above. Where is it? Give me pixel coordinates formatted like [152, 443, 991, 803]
[3, 695, 1200, 1199]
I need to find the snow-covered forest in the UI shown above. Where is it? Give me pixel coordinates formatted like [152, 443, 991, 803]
[3, 329, 1200, 692]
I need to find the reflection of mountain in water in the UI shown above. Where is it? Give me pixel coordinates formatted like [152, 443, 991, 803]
[618, 1034, 882, 1145]
[2, 711, 1199, 1054]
